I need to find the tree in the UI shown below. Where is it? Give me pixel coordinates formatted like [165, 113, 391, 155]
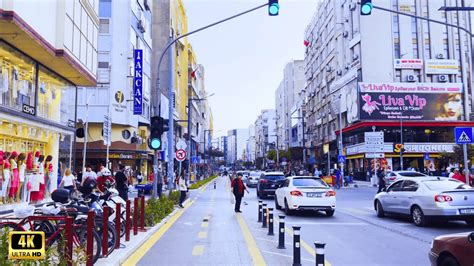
[243, 161, 254, 168]
[439, 145, 474, 168]
[267, 150, 277, 161]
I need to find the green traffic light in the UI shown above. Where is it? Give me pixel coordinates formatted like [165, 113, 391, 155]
[269, 3, 279, 15]
[361, 3, 372, 15]
[150, 138, 161, 149]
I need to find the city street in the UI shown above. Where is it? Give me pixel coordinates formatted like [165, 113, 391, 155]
[124, 175, 473, 265]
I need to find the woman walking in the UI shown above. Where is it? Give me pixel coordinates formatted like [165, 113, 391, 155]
[178, 173, 188, 208]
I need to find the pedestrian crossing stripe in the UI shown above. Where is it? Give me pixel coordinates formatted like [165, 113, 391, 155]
[458, 131, 471, 142]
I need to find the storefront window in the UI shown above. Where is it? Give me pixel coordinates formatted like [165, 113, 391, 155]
[37, 66, 76, 126]
[0, 41, 37, 113]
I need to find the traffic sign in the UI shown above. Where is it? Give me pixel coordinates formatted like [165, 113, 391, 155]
[338, 155, 346, 163]
[365, 131, 384, 152]
[455, 127, 473, 144]
[191, 156, 200, 164]
[176, 139, 187, 150]
[424, 153, 430, 160]
[175, 149, 187, 161]
[365, 153, 384, 158]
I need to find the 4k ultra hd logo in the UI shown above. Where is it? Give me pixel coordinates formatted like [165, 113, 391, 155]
[9, 231, 45, 260]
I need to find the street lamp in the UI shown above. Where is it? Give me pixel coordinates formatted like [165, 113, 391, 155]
[82, 92, 95, 172]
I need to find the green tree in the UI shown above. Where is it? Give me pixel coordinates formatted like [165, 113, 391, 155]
[439, 145, 474, 168]
[267, 150, 277, 161]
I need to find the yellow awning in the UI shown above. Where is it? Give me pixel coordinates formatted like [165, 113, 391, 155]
[0, 11, 96, 86]
[347, 154, 365, 159]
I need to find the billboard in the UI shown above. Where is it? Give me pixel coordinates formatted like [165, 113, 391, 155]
[133, 49, 143, 115]
[358, 82, 463, 121]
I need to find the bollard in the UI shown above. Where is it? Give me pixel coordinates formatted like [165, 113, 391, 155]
[102, 206, 109, 257]
[140, 195, 146, 231]
[258, 201, 263, 222]
[125, 200, 131, 241]
[133, 197, 139, 235]
[314, 242, 326, 266]
[65, 216, 73, 266]
[214, 181, 216, 189]
[115, 203, 121, 249]
[267, 208, 274, 236]
[262, 204, 267, 228]
[277, 215, 285, 249]
[292, 226, 301, 266]
[86, 210, 95, 266]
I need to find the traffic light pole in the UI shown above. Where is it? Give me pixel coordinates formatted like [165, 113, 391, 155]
[154, 2, 271, 197]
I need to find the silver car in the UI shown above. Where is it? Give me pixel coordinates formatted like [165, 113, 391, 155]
[246, 171, 260, 187]
[374, 177, 474, 227]
[384, 171, 428, 185]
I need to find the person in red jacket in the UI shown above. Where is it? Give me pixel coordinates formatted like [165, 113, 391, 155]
[231, 172, 249, 213]
[451, 169, 466, 183]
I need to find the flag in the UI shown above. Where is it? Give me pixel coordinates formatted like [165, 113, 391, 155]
[304, 40, 310, 47]
[191, 69, 197, 79]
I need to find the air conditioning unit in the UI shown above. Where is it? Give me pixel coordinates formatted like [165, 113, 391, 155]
[336, 69, 343, 76]
[436, 53, 444, 59]
[353, 54, 359, 61]
[342, 31, 349, 38]
[406, 75, 417, 82]
[349, 2, 356, 11]
[345, 63, 351, 70]
[438, 75, 448, 82]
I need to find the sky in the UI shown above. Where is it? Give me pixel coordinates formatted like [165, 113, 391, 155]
[182, 0, 318, 137]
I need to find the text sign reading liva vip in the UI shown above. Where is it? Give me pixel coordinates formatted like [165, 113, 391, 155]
[9, 231, 45, 260]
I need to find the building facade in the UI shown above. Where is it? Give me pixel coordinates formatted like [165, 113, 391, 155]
[304, 0, 474, 179]
[255, 109, 277, 163]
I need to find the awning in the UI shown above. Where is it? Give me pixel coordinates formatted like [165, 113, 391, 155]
[0, 9, 96, 86]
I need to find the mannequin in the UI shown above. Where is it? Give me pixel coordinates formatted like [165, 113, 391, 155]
[0, 151, 4, 204]
[37, 155, 45, 201]
[45, 155, 54, 197]
[9, 151, 19, 202]
[30, 151, 41, 204]
[24, 152, 33, 203]
[17, 153, 26, 202]
[2, 152, 11, 203]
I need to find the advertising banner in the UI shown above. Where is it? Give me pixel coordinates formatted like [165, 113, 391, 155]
[133, 49, 143, 115]
[394, 59, 423, 69]
[358, 82, 463, 121]
[425, 59, 459, 74]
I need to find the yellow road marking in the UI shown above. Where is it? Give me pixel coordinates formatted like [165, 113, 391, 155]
[201, 221, 209, 228]
[236, 213, 266, 266]
[198, 231, 207, 239]
[192, 245, 205, 256]
[122, 200, 195, 266]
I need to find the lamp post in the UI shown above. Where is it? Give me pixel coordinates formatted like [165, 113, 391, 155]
[82, 92, 95, 172]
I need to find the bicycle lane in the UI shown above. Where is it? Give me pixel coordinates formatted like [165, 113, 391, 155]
[123, 175, 267, 266]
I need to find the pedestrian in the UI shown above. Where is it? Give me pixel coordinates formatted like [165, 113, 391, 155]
[231, 172, 249, 213]
[376, 169, 386, 193]
[97, 168, 114, 193]
[178, 173, 188, 208]
[136, 171, 143, 184]
[81, 166, 97, 186]
[448, 168, 456, 179]
[115, 165, 129, 201]
[335, 169, 341, 189]
[59, 168, 76, 196]
[451, 168, 465, 183]
[314, 167, 320, 177]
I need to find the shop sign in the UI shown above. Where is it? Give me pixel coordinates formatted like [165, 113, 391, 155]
[67, 120, 75, 128]
[133, 49, 143, 115]
[358, 82, 463, 121]
[113, 91, 126, 112]
[103, 115, 111, 146]
[425, 59, 459, 74]
[396, 143, 455, 153]
[109, 153, 140, 159]
[394, 59, 423, 69]
[22, 104, 35, 116]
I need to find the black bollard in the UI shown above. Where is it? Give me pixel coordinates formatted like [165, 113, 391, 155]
[258, 201, 263, 222]
[277, 214, 285, 249]
[292, 226, 301, 266]
[314, 242, 326, 266]
[267, 208, 274, 236]
[214, 181, 216, 189]
[262, 204, 268, 228]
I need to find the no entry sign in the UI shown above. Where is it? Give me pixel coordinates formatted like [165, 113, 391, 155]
[175, 149, 187, 161]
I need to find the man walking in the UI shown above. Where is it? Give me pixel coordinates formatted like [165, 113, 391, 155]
[178, 173, 187, 208]
[231, 172, 248, 213]
[115, 165, 129, 201]
[376, 169, 386, 194]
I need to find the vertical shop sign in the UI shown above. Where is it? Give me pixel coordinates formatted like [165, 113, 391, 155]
[133, 49, 143, 115]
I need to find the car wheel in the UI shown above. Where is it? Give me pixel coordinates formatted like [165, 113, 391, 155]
[325, 210, 335, 217]
[284, 199, 292, 216]
[439, 255, 460, 266]
[411, 206, 427, 227]
[274, 196, 281, 210]
[465, 219, 474, 227]
[375, 200, 385, 218]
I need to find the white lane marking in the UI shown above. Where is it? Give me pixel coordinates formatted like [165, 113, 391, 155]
[281, 222, 367, 226]
[394, 223, 413, 226]
[261, 250, 313, 262]
[256, 237, 278, 243]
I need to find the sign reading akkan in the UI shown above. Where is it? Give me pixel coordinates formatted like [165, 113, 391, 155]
[358, 82, 463, 121]
[133, 49, 143, 115]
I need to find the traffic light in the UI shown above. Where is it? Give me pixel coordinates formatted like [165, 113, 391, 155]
[268, 0, 279, 16]
[149, 116, 162, 150]
[360, 0, 372, 15]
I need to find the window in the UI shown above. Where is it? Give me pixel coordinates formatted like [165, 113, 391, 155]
[402, 180, 418, 192]
[99, 19, 110, 34]
[387, 181, 403, 192]
[99, 0, 112, 17]
[292, 178, 327, 188]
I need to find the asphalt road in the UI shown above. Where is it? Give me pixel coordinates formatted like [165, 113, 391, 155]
[128, 175, 473, 266]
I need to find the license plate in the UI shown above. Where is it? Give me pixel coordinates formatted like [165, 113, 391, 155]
[460, 208, 474, 215]
[271, 184, 276, 188]
[307, 193, 322, 198]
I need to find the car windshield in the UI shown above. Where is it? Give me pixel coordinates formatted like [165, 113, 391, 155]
[264, 175, 286, 180]
[399, 172, 427, 177]
[423, 180, 472, 190]
[292, 178, 327, 188]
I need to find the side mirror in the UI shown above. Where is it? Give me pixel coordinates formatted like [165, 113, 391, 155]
[469, 232, 474, 243]
[382, 188, 387, 192]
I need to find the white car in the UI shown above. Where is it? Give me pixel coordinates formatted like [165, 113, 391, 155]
[384, 171, 428, 185]
[246, 171, 261, 187]
[275, 176, 336, 216]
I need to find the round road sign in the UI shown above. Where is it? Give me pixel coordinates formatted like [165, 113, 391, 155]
[175, 149, 187, 161]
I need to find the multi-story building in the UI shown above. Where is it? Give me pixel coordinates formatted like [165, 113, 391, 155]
[304, 0, 473, 179]
[0, 0, 98, 204]
[275, 60, 305, 150]
[76, 0, 152, 175]
[255, 109, 277, 161]
[245, 124, 256, 163]
[226, 128, 249, 166]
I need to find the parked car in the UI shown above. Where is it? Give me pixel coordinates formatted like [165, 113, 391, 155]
[429, 231, 474, 266]
[256, 171, 286, 198]
[275, 176, 336, 216]
[384, 171, 429, 185]
[247, 171, 261, 187]
[374, 177, 474, 226]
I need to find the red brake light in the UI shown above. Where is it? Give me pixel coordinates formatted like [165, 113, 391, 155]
[389, 177, 396, 180]
[435, 195, 453, 202]
[290, 190, 303, 196]
[325, 190, 336, 197]
[260, 179, 268, 184]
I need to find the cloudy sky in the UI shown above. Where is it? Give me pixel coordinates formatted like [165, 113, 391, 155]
[182, 0, 318, 137]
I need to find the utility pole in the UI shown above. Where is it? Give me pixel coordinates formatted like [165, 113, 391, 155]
[338, 94, 343, 178]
